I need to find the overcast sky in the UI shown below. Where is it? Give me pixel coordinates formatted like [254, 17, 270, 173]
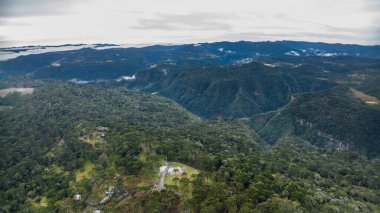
[0, 0, 379, 47]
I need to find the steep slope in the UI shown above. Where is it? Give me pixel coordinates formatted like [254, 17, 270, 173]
[249, 86, 380, 156]
[126, 62, 335, 118]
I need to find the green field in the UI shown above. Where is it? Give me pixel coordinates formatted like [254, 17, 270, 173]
[75, 161, 95, 182]
[30, 196, 48, 208]
[164, 162, 199, 186]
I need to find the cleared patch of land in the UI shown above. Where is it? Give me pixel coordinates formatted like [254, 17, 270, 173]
[30, 196, 48, 208]
[75, 161, 95, 182]
[81, 135, 99, 145]
[351, 88, 380, 105]
[0, 87, 34, 97]
[164, 162, 199, 186]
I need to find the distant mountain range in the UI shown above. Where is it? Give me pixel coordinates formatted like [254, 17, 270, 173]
[1, 41, 380, 80]
[1, 41, 380, 212]
[1, 40, 379, 155]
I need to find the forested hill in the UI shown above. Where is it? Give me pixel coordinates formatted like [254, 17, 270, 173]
[0, 40, 379, 212]
[125, 62, 335, 118]
[1, 41, 380, 80]
[248, 86, 380, 157]
[0, 80, 380, 212]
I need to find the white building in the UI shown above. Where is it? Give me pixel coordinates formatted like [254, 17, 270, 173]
[73, 194, 81, 200]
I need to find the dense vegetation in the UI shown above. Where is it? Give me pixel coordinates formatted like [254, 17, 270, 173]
[249, 86, 380, 157]
[0, 81, 379, 212]
[0, 41, 379, 212]
[126, 62, 335, 118]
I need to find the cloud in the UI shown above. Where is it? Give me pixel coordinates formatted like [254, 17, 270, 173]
[364, 0, 380, 44]
[0, 36, 11, 47]
[133, 12, 233, 31]
[207, 30, 378, 45]
[0, 0, 81, 17]
[0, 0, 379, 46]
[364, 0, 380, 11]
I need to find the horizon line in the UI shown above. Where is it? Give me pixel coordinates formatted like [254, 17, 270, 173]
[1, 39, 380, 49]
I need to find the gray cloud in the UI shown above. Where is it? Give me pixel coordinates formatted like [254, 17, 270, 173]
[133, 12, 233, 31]
[211, 30, 378, 44]
[0, 36, 11, 47]
[364, 0, 380, 11]
[0, 0, 81, 17]
[264, 12, 380, 44]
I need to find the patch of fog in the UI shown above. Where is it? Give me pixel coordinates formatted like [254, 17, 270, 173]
[68, 78, 107, 84]
[285, 51, 300, 56]
[68, 79, 92, 84]
[321, 53, 337, 57]
[107, 43, 155, 49]
[51, 61, 61, 67]
[302, 48, 344, 57]
[0, 44, 96, 61]
[263, 63, 277, 67]
[218, 48, 234, 54]
[161, 69, 168, 75]
[0, 43, 156, 61]
[116, 75, 136, 82]
[234, 58, 254, 65]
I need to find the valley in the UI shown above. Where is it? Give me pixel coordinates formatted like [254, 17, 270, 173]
[0, 41, 379, 212]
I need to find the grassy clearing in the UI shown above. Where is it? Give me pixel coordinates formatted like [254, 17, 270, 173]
[164, 162, 199, 186]
[0, 88, 34, 97]
[76, 161, 95, 182]
[30, 196, 48, 208]
[81, 136, 98, 145]
[351, 88, 380, 105]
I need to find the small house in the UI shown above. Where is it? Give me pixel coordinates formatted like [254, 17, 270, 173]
[97, 126, 109, 132]
[73, 194, 81, 201]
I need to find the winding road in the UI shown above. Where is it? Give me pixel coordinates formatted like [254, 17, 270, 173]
[157, 161, 170, 189]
